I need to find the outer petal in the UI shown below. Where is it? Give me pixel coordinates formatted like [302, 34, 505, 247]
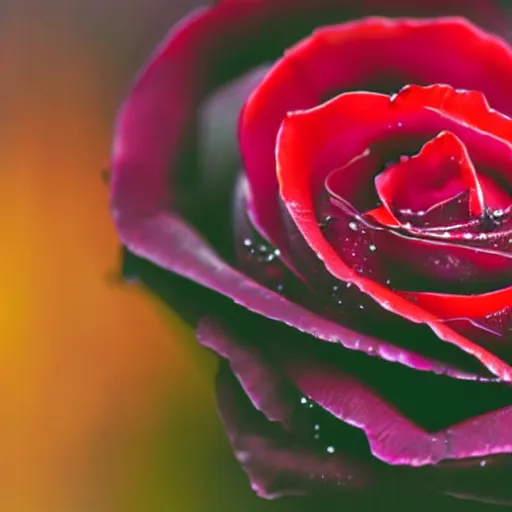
[276, 85, 512, 381]
[277, 349, 512, 466]
[217, 358, 512, 509]
[216, 365, 377, 500]
[197, 315, 487, 430]
[197, 316, 296, 426]
[206, 320, 512, 488]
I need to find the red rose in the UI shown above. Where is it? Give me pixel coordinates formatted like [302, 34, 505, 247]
[111, 0, 512, 508]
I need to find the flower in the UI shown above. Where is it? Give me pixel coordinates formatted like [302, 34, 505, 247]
[111, 0, 512, 508]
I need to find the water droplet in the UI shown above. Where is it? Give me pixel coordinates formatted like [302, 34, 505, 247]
[314, 424, 320, 431]
[369, 244, 377, 252]
[326, 446, 336, 454]
[320, 216, 334, 230]
[243, 238, 252, 247]
[480, 460, 487, 467]
[300, 397, 308, 405]
[349, 222, 357, 231]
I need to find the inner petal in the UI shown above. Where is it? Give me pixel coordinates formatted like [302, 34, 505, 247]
[374, 132, 486, 224]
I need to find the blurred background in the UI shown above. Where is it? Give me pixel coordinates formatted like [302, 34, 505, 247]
[0, 0, 292, 510]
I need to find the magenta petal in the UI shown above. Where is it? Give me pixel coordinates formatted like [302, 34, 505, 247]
[197, 317, 295, 426]
[279, 353, 512, 466]
[217, 363, 511, 508]
[216, 365, 376, 500]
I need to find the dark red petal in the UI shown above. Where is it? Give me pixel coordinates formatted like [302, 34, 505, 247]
[375, 131, 485, 218]
[322, 197, 512, 294]
[369, 224, 512, 294]
[444, 311, 512, 349]
[241, 17, 512, 247]
[277, 86, 512, 381]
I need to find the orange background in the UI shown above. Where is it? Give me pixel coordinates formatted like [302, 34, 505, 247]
[0, 1, 295, 510]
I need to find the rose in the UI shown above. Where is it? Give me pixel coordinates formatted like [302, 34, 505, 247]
[110, 0, 512, 509]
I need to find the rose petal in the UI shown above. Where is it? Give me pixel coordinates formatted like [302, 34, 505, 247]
[216, 364, 376, 500]
[445, 308, 512, 347]
[216, 336, 512, 507]
[233, 174, 293, 293]
[278, 350, 512, 466]
[375, 131, 486, 218]
[402, 287, 512, 321]
[323, 200, 512, 294]
[197, 316, 296, 426]
[206, 320, 512, 467]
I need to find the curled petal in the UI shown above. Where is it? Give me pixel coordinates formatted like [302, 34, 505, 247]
[375, 131, 486, 219]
